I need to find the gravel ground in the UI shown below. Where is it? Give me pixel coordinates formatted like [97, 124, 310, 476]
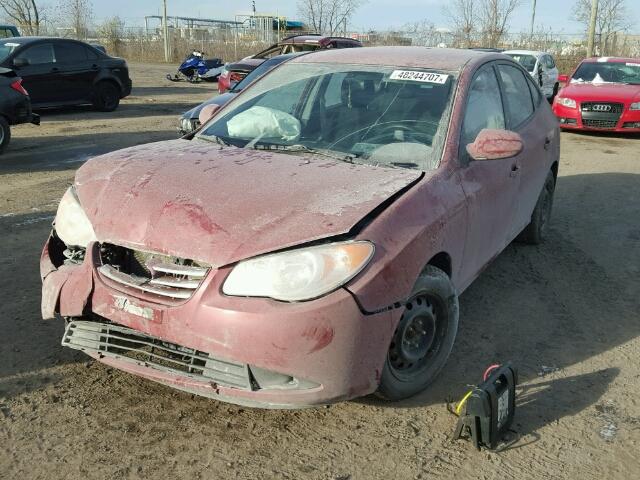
[0, 63, 639, 480]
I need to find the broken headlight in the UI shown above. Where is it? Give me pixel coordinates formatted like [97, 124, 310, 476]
[54, 186, 97, 248]
[222, 241, 374, 302]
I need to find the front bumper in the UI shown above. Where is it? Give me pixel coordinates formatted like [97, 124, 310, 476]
[41, 236, 400, 408]
[553, 102, 640, 132]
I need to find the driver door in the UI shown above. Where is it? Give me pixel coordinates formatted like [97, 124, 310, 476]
[456, 63, 521, 287]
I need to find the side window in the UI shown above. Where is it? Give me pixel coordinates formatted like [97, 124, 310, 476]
[546, 56, 556, 69]
[0, 28, 12, 38]
[17, 43, 55, 65]
[323, 72, 347, 107]
[497, 64, 534, 129]
[86, 47, 99, 60]
[54, 42, 88, 63]
[460, 65, 505, 149]
[526, 75, 543, 107]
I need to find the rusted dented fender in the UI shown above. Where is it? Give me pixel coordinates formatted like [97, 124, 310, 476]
[40, 235, 94, 320]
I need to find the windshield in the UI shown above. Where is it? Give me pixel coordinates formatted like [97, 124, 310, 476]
[572, 61, 640, 85]
[505, 54, 537, 73]
[231, 57, 288, 93]
[197, 63, 456, 171]
[0, 40, 19, 63]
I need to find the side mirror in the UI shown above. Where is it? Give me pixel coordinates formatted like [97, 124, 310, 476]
[198, 103, 221, 126]
[466, 129, 524, 161]
[558, 74, 569, 83]
[13, 57, 29, 68]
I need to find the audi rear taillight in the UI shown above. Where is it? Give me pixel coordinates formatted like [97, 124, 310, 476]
[230, 72, 244, 83]
[10, 78, 28, 96]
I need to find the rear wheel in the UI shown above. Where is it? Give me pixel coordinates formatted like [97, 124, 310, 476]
[0, 117, 10, 155]
[377, 265, 459, 401]
[517, 171, 556, 244]
[92, 82, 120, 112]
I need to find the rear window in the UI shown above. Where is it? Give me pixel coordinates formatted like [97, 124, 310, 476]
[505, 53, 537, 73]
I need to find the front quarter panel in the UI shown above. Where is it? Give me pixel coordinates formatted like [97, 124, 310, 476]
[347, 169, 467, 313]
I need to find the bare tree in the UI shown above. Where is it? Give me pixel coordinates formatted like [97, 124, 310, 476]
[444, 0, 520, 48]
[58, 0, 92, 39]
[573, 0, 632, 55]
[297, 0, 365, 35]
[97, 16, 124, 56]
[477, 0, 522, 48]
[443, 0, 476, 48]
[0, 0, 42, 35]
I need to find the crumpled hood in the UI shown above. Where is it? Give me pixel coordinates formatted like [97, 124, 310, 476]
[560, 82, 640, 103]
[75, 139, 421, 267]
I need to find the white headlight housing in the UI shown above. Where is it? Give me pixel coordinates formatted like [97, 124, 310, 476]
[630, 102, 640, 111]
[54, 186, 97, 248]
[557, 97, 577, 109]
[222, 241, 375, 302]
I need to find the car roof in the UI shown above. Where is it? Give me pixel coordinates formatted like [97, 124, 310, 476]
[290, 46, 498, 71]
[0, 36, 86, 45]
[581, 56, 640, 64]
[280, 34, 359, 45]
[503, 49, 546, 57]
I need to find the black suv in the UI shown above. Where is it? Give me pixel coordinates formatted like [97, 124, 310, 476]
[0, 37, 132, 111]
[0, 67, 39, 154]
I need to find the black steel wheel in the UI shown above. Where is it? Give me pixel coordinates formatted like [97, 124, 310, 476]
[0, 116, 10, 155]
[517, 170, 556, 245]
[92, 81, 121, 112]
[377, 265, 459, 401]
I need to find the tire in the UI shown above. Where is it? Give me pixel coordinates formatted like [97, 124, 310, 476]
[377, 265, 459, 401]
[92, 81, 121, 112]
[0, 117, 10, 155]
[517, 171, 556, 245]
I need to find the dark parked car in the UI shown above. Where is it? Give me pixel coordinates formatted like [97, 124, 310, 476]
[0, 37, 132, 111]
[0, 25, 20, 38]
[179, 52, 307, 134]
[0, 67, 39, 154]
[218, 34, 362, 93]
[43, 47, 560, 408]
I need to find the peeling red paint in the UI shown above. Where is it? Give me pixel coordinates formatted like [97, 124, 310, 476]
[302, 325, 335, 353]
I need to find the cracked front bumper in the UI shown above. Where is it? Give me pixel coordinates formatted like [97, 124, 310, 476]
[41, 236, 401, 408]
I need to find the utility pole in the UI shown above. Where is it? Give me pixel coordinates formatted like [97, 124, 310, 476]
[163, 0, 170, 62]
[529, 0, 537, 42]
[587, 0, 599, 57]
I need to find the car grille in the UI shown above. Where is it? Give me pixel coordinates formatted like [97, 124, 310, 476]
[582, 119, 618, 129]
[98, 243, 210, 302]
[581, 102, 623, 114]
[63, 320, 252, 390]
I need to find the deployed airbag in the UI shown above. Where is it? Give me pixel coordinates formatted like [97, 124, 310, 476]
[227, 106, 301, 141]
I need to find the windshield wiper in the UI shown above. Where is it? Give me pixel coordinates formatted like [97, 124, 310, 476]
[254, 143, 357, 163]
[198, 135, 232, 147]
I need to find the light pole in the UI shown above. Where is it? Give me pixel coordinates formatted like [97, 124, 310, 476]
[530, 0, 537, 42]
[163, 0, 170, 62]
[587, 0, 599, 57]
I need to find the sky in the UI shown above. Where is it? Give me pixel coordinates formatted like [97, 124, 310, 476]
[91, 0, 640, 34]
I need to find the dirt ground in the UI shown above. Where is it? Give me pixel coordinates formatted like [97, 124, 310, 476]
[1, 63, 639, 480]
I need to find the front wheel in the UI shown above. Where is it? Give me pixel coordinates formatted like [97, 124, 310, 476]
[517, 171, 556, 244]
[92, 82, 121, 112]
[0, 117, 11, 155]
[377, 265, 459, 401]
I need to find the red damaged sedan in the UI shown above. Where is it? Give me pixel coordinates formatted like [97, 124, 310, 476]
[552, 57, 640, 132]
[42, 47, 560, 408]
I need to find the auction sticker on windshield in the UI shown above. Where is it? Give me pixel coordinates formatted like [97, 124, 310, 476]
[390, 70, 449, 84]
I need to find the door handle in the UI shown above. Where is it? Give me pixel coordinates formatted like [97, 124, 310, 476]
[91, 64, 99, 70]
[544, 137, 551, 150]
[510, 164, 520, 177]
[51, 67, 59, 72]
